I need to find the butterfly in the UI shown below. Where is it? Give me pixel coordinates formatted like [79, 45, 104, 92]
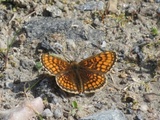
[40, 51, 116, 94]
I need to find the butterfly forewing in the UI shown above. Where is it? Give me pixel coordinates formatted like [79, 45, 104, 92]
[41, 54, 70, 75]
[79, 51, 116, 73]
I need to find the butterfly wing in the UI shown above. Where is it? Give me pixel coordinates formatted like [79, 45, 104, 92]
[41, 54, 79, 93]
[56, 70, 106, 94]
[79, 70, 106, 93]
[79, 51, 116, 73]
[56, 72, 79, 94]
[77, 51, 116, 93]
[41, 54, 70, 75]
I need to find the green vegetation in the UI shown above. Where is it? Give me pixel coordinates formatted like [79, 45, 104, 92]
[71, 101, 78, 109]
[35, 62, 43, 70]
[151, 27, 158, 36]
[70, 101, 79, 116]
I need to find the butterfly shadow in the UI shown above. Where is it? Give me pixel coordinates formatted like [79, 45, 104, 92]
[38, 74, 97, 98]
[18, 74, 96, 100]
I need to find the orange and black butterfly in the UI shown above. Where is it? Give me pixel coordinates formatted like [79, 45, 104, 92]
[41, 51, 116, 94]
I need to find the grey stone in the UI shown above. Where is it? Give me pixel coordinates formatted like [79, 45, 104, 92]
[55, 1, 64, 10]
[94, 103, 103, 110]
[46, 6, 63, 17]
[42, 108, 53, 117]
[156, 0, 160, 3]
[82, 109, 127, 120]
[156, 7, 160, 14]
[23, 18, 105, 43]
[54, 108, 63, 119]
[4, 82, 14, 89]
[20, 58, 35, 70]
[78, 1, 105, 11]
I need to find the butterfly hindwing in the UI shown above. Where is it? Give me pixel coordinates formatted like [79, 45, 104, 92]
[56, 73, 79, 94]
[78, 70, 106, 93]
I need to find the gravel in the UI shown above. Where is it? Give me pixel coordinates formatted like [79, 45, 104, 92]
[0, 0, 160, 120]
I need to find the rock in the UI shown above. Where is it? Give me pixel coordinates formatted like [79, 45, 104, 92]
[94, 103, 103, 110]
[45, 6, 63, 17]
[107, 0, 119, 14]
[20, 58, 35, 70]
[23, 18, 105, 44]
[53, 108, 63, 119]
[156, 0, 160, 3]
[0, 97, 44, 120]
[143, 93, 159, 102]
[139, 104, 149, 112]
[42, 108, 53, 117]
[82, 109, 127, 120]
[4, 82, 14, 89]
[134, 114, 144, 120]
[78, 1, 105, 11]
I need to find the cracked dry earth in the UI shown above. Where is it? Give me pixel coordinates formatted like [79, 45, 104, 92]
[0, 0, 160, 120]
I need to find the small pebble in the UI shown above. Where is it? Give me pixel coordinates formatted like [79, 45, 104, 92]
[155, 0, 160, 3]
[134, 114, 144, 120]
[143, 93, 158, 102]
[156, 8, 160, 16]
[4, 104, 11, 109]
[54, 108, 63, 119]
[94, 103, 102, 109]
[78, 1, 105, 11]
[46, 6, 63, 17]
[82, 109, 127, 120]
[4, 82, 14, 89]
[20, 58, 35, 70]
[127, 6, 136, 14]
[42, 108, 53, 117]
[126, 108, 133, 114]
[100, 41, 107, 48]
[139, 104, 148, 112]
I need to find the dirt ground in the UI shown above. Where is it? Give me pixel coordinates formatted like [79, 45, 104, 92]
[0, 0, 160, 120]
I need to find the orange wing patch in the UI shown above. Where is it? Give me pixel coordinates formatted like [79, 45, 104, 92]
[41, 54, 69, 75]
[79, 51, 116, 73]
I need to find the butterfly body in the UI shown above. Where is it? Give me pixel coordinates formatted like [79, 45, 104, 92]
[41, 51, 116, 94]
[62, 62, 85, 93]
